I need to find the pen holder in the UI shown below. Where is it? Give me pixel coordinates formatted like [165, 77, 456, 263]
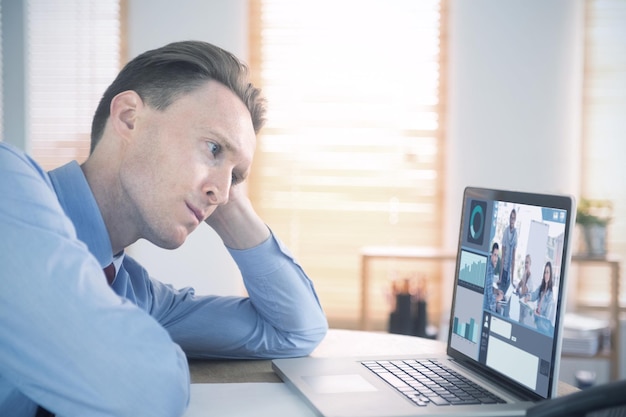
[389, 293, 412, 335]
[388, 294, 428, 337]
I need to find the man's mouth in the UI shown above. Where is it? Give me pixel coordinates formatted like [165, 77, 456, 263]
[186, 202, 205, 223]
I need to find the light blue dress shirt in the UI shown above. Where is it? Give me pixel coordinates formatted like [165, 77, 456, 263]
[0, 143, 328, 417]
[526, 286, 555, 336]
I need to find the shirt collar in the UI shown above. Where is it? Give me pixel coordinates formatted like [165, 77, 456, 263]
[48, 161, 115, 269]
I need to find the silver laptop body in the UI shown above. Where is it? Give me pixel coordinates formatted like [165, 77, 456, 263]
[273, 187, 575, 417]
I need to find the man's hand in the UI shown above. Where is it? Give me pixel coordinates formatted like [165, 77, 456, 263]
[205, 184, 270, 250]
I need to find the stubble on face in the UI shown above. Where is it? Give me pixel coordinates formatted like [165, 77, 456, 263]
[116, 81, 256, 251]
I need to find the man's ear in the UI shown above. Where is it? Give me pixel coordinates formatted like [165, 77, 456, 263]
[109, 90, 143, 139]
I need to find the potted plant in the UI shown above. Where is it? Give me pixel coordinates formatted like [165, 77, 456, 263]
[576, 198, 613, 257]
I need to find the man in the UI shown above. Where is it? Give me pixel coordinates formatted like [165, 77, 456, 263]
[516, 254, 534, 325]
[483, 242, 503, 313]
[499, 208, 517, 294]
[0, 41, 328, 417]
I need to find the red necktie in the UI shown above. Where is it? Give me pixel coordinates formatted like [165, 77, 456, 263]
[103, 263, 116, 285]
[36, 406, 54, 417]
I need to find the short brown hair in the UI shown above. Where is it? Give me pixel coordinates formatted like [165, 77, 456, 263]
[90, 41, 266, 152]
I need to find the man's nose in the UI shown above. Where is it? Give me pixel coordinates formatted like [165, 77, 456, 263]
[204, 172, 231, 205]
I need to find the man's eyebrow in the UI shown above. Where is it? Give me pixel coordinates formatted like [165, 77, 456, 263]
[205, 129, 237, 152]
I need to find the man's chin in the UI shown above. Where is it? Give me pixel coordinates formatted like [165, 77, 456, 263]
[158, 240, 185, 250]
[151, 229, 191, 250]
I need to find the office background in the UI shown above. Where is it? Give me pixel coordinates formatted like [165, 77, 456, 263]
[2, 0, 624, 384]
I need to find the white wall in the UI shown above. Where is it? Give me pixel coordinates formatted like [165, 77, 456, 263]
[444, 0, 584, 250]
[126, 0, 585, 298]
[125, 0, 249, 295]
[1, 0, 28, 149]
[125, 0, 248, 59]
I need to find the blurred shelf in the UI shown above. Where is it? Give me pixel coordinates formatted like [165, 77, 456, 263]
[568, 253, 621, 381]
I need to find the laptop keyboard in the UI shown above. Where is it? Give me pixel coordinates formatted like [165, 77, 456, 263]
[362, 359, 505, 407]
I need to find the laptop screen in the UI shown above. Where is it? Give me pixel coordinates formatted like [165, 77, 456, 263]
[447, 187, 574, 400]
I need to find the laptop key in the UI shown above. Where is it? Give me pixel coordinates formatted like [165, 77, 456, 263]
[377, 372, 409, 388]
[476, 396, 499, 404]
[449, 398, 481, 405]
[429, 396, 450, 406]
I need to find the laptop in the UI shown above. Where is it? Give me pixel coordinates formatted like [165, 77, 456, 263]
[273, 187, 575, 417]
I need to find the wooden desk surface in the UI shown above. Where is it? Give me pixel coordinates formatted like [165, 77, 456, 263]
[188, 329, 441, 383]
[187, 329, 578, 396]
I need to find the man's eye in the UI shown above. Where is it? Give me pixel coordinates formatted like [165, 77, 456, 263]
[207, 142, 220, 155]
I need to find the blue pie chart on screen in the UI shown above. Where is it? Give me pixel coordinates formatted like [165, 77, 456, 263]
[470, 204, 483, 240]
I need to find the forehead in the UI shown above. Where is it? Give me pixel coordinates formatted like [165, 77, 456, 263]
[174, 81, 256, 160]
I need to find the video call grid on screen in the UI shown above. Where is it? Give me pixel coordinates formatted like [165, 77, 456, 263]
[449, 194, 569, 399]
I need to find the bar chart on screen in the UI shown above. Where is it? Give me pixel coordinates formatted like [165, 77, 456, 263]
[458, 250, 487, 289]
[450, 285, 483, 358]
[453, 316, 479, 343]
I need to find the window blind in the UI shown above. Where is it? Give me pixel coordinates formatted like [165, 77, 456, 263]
[249, 0, 446, 329]
[579, 0, 626, 306]
[27, 0, 121, 170]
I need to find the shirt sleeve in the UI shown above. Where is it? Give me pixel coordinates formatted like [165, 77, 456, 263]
[543, 291, 557, 325]
[528, 286, 542, 303]
[140, 233, 329, 359]
[0, 145, 189, 417]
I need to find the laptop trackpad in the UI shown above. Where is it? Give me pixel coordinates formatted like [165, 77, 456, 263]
[303, 374, 378, 394]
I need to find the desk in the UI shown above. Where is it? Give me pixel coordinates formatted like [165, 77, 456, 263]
[188, 329, 578, 397]
[188, 329, 442, 383]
